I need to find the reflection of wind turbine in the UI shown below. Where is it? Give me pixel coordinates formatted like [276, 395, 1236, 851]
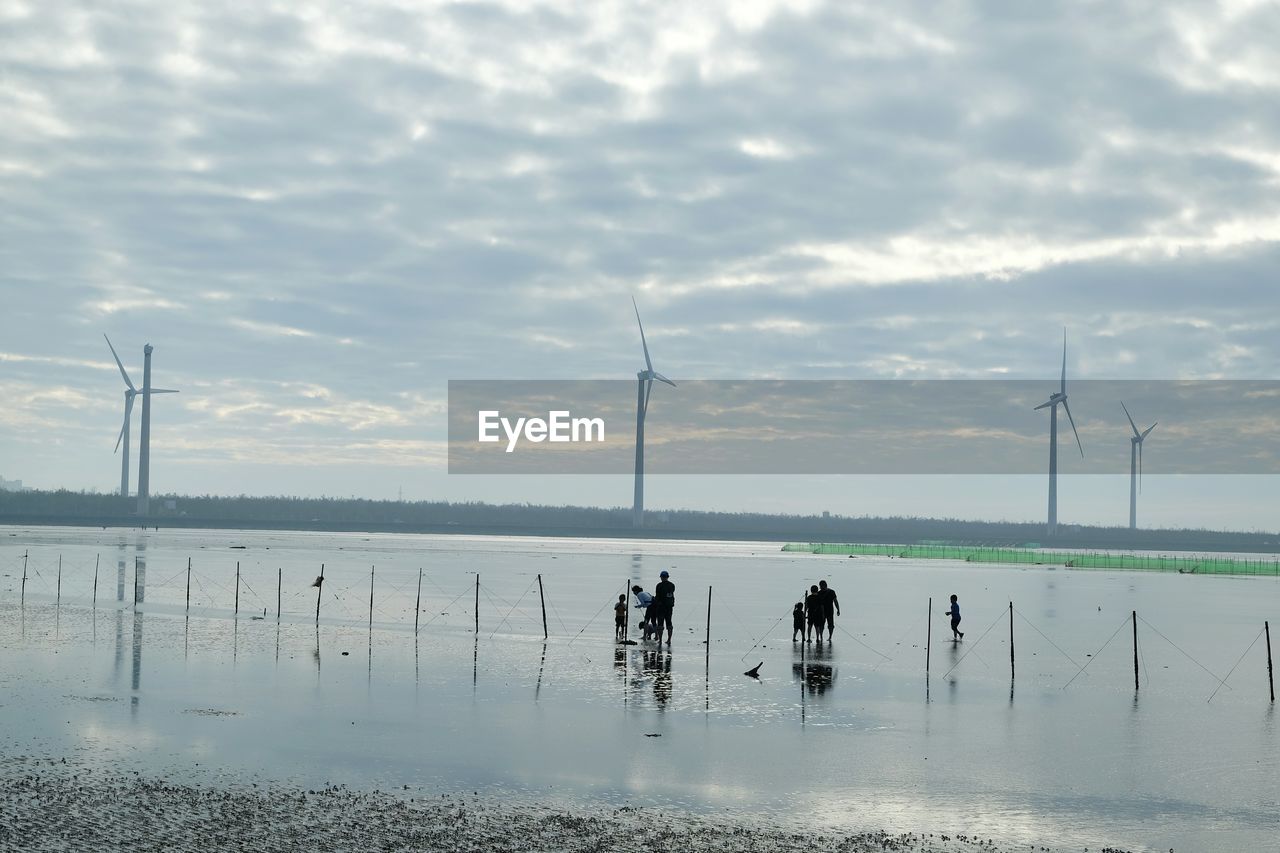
[104, 335, 177, 500]
[1034, 330, 1083, 537]
[632, 298, 676, 528]
[1121, 401, 1156, 531]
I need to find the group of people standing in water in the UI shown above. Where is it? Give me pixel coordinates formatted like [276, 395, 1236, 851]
[617, 570, 676, 644]
[794, 580, 841, 642]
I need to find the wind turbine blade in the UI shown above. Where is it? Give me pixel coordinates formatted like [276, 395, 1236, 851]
[1142, 422, 1156, 440]
[1120, 401, 1140, 438]
[1033, 400, 1053, 411]
[104, 334, 135, 391]
[114, 418, 126, 453]
[652, 371, 676, 388]
[632, 297, 654, 376]
[1062, 399, 1084, 457]
[148, 389, 180, 394]
[1060, 328, 1067, 396]
[643, 377, 652, 415]
[115, 395, 135, 453]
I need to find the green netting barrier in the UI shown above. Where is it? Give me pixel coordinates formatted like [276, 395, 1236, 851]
[781, 542, 1280, 576]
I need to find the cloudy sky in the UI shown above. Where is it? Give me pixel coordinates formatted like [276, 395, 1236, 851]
[3, 0, 1278, 529]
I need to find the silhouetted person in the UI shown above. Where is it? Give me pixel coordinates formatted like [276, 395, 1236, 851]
[654, 570, 675, 644]
[614, 595, 627, 640]
[818, 579, 840, 641]
[948, 594, 964, 640]
[792, 602, 805, 641]
[805, 585, 823, 643]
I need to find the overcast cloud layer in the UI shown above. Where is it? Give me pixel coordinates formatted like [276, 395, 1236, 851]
[2, 0, 1279, 528]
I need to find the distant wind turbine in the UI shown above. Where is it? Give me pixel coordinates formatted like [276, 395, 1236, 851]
[632, 298, 676, 528]
[1120, 401, 1156, 531]
[104, 335, 176, 500]
[1034, 330, 1083, 537]
[132, 342, 178, 515]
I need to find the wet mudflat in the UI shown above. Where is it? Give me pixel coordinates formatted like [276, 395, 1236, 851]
[0, 526, 1277, 852]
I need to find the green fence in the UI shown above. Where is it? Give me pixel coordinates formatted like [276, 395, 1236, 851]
[781, 542, 1280, 576]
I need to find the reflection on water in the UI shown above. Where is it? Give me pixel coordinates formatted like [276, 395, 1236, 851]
[1, 527, 1279, 853]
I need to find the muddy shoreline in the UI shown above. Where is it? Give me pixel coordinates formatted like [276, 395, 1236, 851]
[0, 759, 1137, 853]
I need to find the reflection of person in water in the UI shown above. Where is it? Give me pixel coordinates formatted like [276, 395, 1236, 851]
[792, 644, 836, 696]
[642, 649, 673, 707]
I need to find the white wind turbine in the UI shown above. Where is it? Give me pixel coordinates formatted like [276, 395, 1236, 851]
[104, 336, 177, 502]
[1034, 330, 1083, 536]
[632, 298, 676, 528]
[1120, 401, 1156, 531]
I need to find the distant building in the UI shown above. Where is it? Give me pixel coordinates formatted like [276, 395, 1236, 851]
[0, 475, 26, 492]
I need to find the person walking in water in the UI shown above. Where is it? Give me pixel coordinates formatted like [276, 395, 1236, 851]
[818, 579, 840, 642]
[805, 585, 824, 643]
[792, 602, 805, 641]
[654, 570, 676, 644]
[948, 594, 964, 640]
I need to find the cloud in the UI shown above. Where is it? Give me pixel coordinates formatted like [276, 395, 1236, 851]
[1, 0, 1278, 523]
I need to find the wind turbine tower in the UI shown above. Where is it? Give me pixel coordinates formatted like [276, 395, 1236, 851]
[105, 336, 177, 503]
[631, 298, 676, 528]
[1034, 330, 1083, 537]
[133, 343, 178, 516]
[1121, 401, 1156, 530]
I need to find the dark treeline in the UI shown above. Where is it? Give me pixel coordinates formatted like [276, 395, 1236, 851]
[0, 488, 1277, 554]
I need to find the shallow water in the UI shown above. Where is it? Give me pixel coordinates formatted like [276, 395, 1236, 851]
[0, 526, 1277, 852]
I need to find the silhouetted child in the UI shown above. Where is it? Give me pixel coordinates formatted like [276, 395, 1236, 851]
[614, 595, 628, 640]
[948, 594, 964, 640]
[792, 602, 805, 641]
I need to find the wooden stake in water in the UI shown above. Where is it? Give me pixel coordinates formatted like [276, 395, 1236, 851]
[537, 573, 548, 640]
[315, 563, 325, 624]
[234, 561, 240, 617]
[705, 585, 712, 660]
[414, 568, 422, 635]
[20, 550, 28, 606]
[56, 555, 62, 607]
[1266, 620, 1274, 703]
[1132, 610, 1139, 692]
[277, 567, 282, 620]
[624, 578, 630, 643]
[92, 554, 100, 610]
[474, 574, 480, 635]
[368, 565, 375, 631]
[133, 557, 139, 607]
[926, 597, 932, 675]
[185, 557, 191, 613]
[1009, 601, 1015, 680]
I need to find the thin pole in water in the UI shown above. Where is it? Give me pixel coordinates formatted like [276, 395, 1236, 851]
[414, 568, 422, 635]
[537, 573, 548, 640]
[234, 561, 240, 617]
[56, 555, 62, 606]
[315, 563, 325, 625]
[185, 558, 191, 613]
[277, 567, 282, 621]
[474, 574, 480, 635]
[1132, 610, 1139, 692]
[93, 554, 100, 610]
[1266, 620, 1274, 703]
[1009, 601, 1015, 681]
[926, 597, 932, 675]
[20, 550, 28, 606]
[705, 585, 712, 659]
[368, 565, 375, 631]
[133, 557, 139, 607]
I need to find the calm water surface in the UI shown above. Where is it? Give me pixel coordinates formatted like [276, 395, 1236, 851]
[0, 526, 1276, 852]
